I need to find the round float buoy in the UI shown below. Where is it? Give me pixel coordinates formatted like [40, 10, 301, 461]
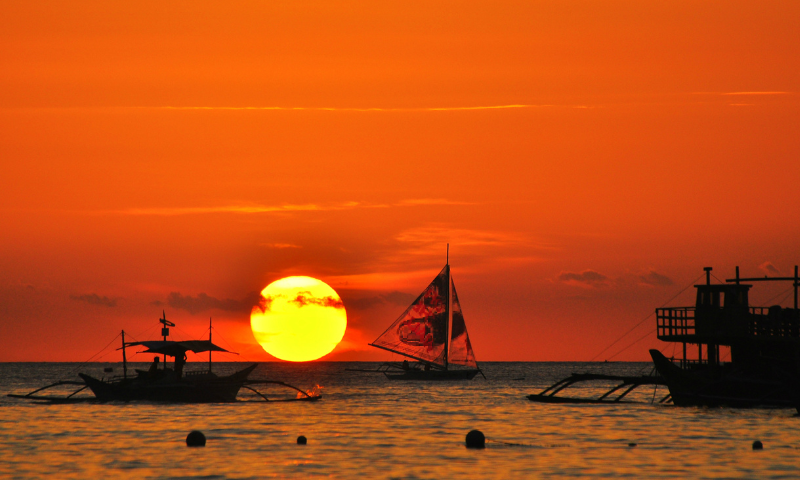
[186, 430, 206, 447]
[297, 435, 307, 445]
[752, 440, 763, 450]
[465, 430, 485, 449]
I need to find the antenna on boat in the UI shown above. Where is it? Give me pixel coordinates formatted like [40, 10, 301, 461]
[159, 311, 175, 369]
[121, 330, 127, 380]
[447, 243, 449, 265]
[704, 267, 712, 285]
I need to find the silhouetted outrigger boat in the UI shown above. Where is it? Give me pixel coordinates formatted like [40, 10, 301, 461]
[649, 266, 800, 409]
[8, 313, 321, 404]
[352, 247, 484, 380]
[529, 265, 800, 410]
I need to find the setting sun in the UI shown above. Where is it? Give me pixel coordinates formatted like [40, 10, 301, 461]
[250, 276, 347, 362]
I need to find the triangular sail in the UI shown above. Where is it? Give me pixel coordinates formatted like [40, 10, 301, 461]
[448, 277, 478, 368]
[371, 266, 449, 367]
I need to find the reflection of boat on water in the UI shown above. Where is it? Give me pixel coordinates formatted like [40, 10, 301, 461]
[355, 247, 483, 380]
[650, 266, 800, 408]
[8, 313, 321, 403]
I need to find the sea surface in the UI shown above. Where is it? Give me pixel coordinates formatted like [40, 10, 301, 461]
[1, 361, 799, 479]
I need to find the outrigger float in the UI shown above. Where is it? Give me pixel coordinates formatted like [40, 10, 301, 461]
[8, 313, 321, 404]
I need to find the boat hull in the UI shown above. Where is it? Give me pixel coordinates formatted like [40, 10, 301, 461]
[79, 364, 258, 403]
[384, 369, 480, 380]
[649, 349, 795, 408]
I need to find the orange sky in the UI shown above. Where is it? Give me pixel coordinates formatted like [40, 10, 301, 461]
[1, 1, 799, 362]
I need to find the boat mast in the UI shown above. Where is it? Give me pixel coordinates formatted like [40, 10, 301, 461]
[121, 330, 127, 380]
[159, 311, 174, 369]
[445, 243, 450, 371]
[209, 317, 213, 373]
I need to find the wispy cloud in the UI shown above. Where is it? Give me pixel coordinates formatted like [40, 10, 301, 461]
[70, 293, 118, 307]
[720, 91, 789, 96]
[153, 104, 590, 112]
[341, 290, 417, 310]
[557, 270, 609, 287]
[261, 243, 302, 249]
[637, 270, 674, 287]
[97, 199, 471, 216]
[693, 91, 791, 96]
[164, 291, 261, 315]
[557, 269, 674, 288]
[111, 203, 354, 216]
[759, 262, 781, 275]
[396, 198, 474, 206]
[255, 291, 344, 312]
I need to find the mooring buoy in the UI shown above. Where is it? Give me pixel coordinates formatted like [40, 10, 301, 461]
[466, 430, 485, 449]
[752, 440, 763, 450]
[297, 435, 307, 445]
[186, 430, 206, 447]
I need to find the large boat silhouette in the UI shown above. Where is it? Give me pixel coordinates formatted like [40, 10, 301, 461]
[650, 266, 800, 408]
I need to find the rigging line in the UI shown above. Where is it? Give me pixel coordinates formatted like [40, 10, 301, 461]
[755, 285, 794, 307]
[589, 273, 704, 361]
[68, 331, 122, 376]
[710, 272, 725, 284]
[607, 327, 657, 361]
[210, 327, 255, 362]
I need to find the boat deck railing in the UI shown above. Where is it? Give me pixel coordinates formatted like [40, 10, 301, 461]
[656, 307, 695, 337]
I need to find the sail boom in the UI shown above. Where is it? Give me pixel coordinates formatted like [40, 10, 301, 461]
[368, 343, 447, 369]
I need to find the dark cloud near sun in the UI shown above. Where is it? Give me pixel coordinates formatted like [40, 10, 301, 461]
[341, 291, 417, 310]
[557, 269, 674, 288]
[637, 270, 674, 286]
[165, 291, 261, 315]
[759, 262, 780, 275]
[557, 270, 609, 285]
[291, 291, 344, 309]
[70, 293, 118, 307]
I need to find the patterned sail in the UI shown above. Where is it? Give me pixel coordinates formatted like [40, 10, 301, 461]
[448, 278, 477, 368]
[371, 266, 449, 367]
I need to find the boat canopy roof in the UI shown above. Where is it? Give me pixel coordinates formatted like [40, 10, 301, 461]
[123, 340, 234, 357]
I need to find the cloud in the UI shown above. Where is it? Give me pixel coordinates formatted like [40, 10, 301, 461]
[397, 199, 474, 206]
[154, 104, 590, 112]
[759, 262, 780, 275]
[290, 291, 344, 309]
[342, 291, 417, 310]
[254, 291, 345, 312]
[558, 269, 674, 288]
[109, 202, 355, 216]
[261, 243, 302, 249]
[96, 199, 476, 217]
[70, 293, 118, 307]
[166, 291, 261, 315]
[557, 270, 609, 286]
[693, 91, 791, 96]
[637, 270, 674, 286]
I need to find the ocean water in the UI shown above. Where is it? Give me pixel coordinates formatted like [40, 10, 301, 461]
[1, 361, 798, 479]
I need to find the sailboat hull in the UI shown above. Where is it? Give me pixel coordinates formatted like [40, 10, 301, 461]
[384, 369, 480, 380]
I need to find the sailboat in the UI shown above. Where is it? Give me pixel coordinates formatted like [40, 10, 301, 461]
[367, 248, 483, 380]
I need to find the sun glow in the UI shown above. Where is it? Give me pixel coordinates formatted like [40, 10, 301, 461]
[250, 276, 347, 362]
